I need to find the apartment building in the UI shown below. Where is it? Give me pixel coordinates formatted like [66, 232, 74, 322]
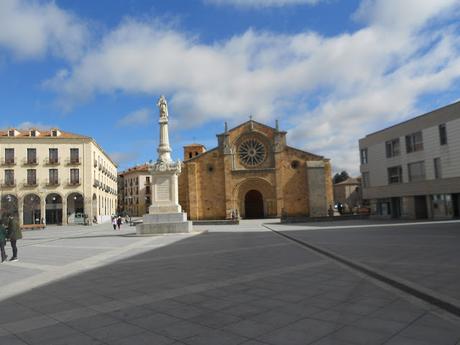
[359, 102, 460, 219]
[0, 128, 118, 226]
[119, 164, 152, 217]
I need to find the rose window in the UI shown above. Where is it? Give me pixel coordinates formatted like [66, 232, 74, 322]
[238, 139, 266, 166]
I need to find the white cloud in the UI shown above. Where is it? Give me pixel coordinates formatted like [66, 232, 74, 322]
[45, 0, 460, 175]
[109, 151, 141, 166]
[204, 0, 321, 8]
[117, 108, 152, 127]
[0, 0, 88, 60]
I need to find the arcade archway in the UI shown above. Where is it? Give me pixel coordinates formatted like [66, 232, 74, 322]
[46, 193, 62, 225]
[67, 193, 84, 224]
[23, 194, 41, 225]
[1, 194, 19, 221]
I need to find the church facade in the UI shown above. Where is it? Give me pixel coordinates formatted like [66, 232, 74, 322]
[178, 120, 333, 220]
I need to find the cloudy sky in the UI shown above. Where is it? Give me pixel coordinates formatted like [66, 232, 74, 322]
[1, 0, 460, 174]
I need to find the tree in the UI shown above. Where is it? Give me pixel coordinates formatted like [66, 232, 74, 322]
[333, 170, 350, 184]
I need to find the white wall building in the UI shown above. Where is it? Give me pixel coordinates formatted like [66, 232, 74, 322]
[0, 128, 118, 226]
[359, 102, 460, 219]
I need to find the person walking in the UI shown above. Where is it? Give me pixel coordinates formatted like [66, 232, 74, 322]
[0, 220, 7, 263]
[116, 216, 122, 230]
[112, 217, 117, 230]
[7, 215, 21, 262]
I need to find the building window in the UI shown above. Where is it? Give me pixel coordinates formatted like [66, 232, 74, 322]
[408, 161, 425, 182]
[27, 148, 37, 164]
[5, 148, 14, 164]
[385, 138, 400, 158]
[362, 172, 370, 188]
[5, 170, 14, 185]
[27, 169, 37, 185]
[49, 148, 58, 164]
[388, 166, 403, 184]
[405, 131, 423, 153]
[146, 177, 150, 183]
[8, 130, 15, 137]
[360, 148, 368, 164]
[30, 130, 36, 137]
[439, 124, 447, 146]
[70, 169, 80, 184]
[49, 169, 59, 185]
[52, 130, 58, 137]
[434, 158, 442, 179]
[70, 148, 79, 164]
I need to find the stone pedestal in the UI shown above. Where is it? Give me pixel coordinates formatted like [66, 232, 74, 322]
[136, 161, 192, 235]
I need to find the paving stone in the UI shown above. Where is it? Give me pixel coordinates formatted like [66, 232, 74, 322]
[64, 313, 120, 331]
[182, 329, 248, 345]
[0, 334, 30, 345]
[310, 309, 363, 325]
[15, 323, 82, 345]
[397, 323, 460, 345]
[223, 319, 275, 338]
[84, 322, 146, 342]
[326, 325, 391, 345]
[110, 331, 176, 345]
[154, 319, 213, 340]
[189, 311, 241, 329]
[383, 336, 436, 345]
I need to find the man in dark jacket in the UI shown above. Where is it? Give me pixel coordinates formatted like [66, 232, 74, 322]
[0, 220, 7, 262]
[7, 216, 21, 262]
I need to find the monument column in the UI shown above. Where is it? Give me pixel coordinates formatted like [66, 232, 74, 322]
[136, 96, 192, 235]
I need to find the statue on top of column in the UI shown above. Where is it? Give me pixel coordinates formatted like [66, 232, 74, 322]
[157, 95, 169, 120]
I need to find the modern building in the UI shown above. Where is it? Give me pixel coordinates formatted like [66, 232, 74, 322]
[359, 101, 460, 219]
[118, 164, 151, 217]
[0, 128, 118, 226]
[179, 120, 333, 220]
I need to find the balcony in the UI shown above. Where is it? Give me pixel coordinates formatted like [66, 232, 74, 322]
[44, 157, 60, 165]
[46, 178, 60, 187]
[93, 179, 100, 188]
[23, 158, 38, 166]
[0, 179, 16, 188]
[0, 157, 16, 166]
[23, 179, 38, 188]
[66, 157, 81, 166]
[67, 179, 81, 186]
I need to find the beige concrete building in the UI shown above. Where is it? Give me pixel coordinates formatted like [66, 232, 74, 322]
[0, 128, 117, 226]
[359, 101, 460, 219]
[118, 164, 152, 217]
[179, 120, 333, 220]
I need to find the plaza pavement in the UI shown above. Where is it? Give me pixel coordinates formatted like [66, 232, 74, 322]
[0, 219, 459, 345]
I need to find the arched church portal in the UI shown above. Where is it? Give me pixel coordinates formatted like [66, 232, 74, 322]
[244, 190, 264, 219]
[235, 178, 276, 219]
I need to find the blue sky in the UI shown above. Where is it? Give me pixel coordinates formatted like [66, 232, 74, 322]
[1, 0, 460, 174]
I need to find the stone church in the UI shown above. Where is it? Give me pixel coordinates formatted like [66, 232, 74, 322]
[178, 120, 333, 220]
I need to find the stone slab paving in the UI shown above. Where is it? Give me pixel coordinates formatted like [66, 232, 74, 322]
[0, 220, 458, 344]
[267, 220, 460, 302]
